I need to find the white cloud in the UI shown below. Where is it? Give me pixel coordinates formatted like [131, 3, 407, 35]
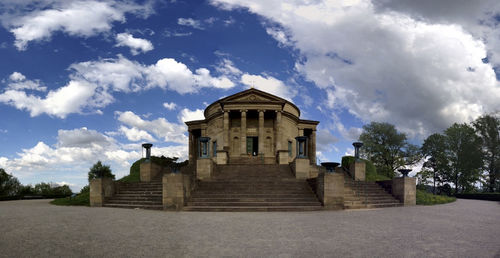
[1, 56, 236, 118]
[3, 0, 152, 50]
[316, 129, 339, 152]
[116, 111, 188, 144]
[57, 127, 113, 148]
[115, 32, 154, 55]
[179, 108, 205, 123]
[177, 18, 204, 30]
[0, 80, 97, 118]
[241, 73, 296, 100]
[6, 72, 46, 91]
[119, 126, 156, 142]
[163, 102, 177, 110]
[212, 0, 500, 137]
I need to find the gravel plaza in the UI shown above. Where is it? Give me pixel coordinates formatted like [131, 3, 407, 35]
[0, 199, 499, 257]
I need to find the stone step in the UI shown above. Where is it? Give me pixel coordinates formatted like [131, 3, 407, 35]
[344, 203, 402, 209]
[106, 200, 162, 205]
[190, 197, 319, 202]
[102, 203, 163, 210]
[344, 199, 401, 205]
[118, 190, 162, 194]
[182, 206, 322, 212]
[108, 196, 162, 201]
[344, 196, 397, 202]
[113, 193, 162, 198]
[187, 201, 321, 207]
[191, 193, 316, 198]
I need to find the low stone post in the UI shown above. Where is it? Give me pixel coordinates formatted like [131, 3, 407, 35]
[349, 161, 366, 181]
[277, 150, 289, 164]
[216, 150, 228, 165]
[317, 171, 344, 210]
[292, 158, 310, 179]
[140, 161, 162, 182]
[90, 177, 115, 207]
[392, 177, 416, 205]
[196, 158, 214, 180]
[163, 173, 186, 211]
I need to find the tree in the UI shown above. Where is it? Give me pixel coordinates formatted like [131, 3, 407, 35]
[359, 122, 421, 178]
[444, 123, 483, 194]
[0, 168, 21, 196]
[88, 161, 115, 182]
[421, 133, 448, 194]
[473, 114, 500, 192]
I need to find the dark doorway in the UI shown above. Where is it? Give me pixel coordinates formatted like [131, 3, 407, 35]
[246, 137, 259, 156]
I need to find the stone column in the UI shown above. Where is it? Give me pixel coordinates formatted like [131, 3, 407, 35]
[240, 110, 247, 155]
[188, 130, 194, 164]
[223, 110, 229, 149]
[298, 128, 304, 136]
[310, 129, 317, 165]
[275, 110, 282, 151]
[258, 110, 264, 156]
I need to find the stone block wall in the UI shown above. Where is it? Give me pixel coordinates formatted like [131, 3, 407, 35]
[392, 177, 416, 205]
[140, 161, 162, 182]
[196, 158, 214, 180]
[162, 173, 194, 210]
[291, 158, 311, 179]
[349, 161, 366, 181]
[316, 171, 344, 210]
[90, 177, 115, 207]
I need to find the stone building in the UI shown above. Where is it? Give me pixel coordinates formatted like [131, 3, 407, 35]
[185, 88, 319, 179]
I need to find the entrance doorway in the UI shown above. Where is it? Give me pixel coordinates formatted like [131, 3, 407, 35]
[246, 137, 258, 156]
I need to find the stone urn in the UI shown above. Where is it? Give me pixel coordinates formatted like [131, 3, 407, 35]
[321, 162, 340, 173]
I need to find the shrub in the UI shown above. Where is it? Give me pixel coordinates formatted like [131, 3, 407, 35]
[416, 189, 456, 205]
[50, 185, 89, 206]
[118, 156, 188, 183]
[88, 161, 115, 181]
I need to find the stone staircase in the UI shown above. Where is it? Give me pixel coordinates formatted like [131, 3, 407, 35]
[183, 164, 322, 211]
[343, 173, 402, 209]
[103, 181, 163, 210]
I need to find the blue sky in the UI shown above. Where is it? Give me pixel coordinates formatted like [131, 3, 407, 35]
[1, 0, 499, 191]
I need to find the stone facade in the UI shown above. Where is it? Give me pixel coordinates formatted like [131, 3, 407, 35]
[186, 88, 319, 178]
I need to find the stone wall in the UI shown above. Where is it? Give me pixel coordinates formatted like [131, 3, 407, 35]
[89, 177, 115, 207]
[316, 170, 344, 210]
[140, 161, 162, 182]
[392, 177, 416, 205]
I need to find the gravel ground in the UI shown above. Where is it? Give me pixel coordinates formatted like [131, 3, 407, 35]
[0, 199, 499, 257]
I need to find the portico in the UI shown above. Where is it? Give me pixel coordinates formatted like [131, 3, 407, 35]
[186, 88, 318, 170]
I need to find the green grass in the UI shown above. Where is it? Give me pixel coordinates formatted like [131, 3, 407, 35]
[342, 155, 390, 182]
[416, 189, 456, 205]
[50, 188, 89, 206]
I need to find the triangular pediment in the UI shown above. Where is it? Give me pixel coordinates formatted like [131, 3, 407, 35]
[220, 88, 285, 103]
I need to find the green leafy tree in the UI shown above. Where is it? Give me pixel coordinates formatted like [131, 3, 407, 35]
[88, 161, 115, 182]
[359, 122, 422, 178]
[473, 114, 500, 192]
[444, 123, 483, 194]
[0, 168, 21, 196]
[421, 133, 449, 194]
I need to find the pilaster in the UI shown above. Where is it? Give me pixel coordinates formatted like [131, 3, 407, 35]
[223, 110, 229, 148]
[240, 110, 247, 155]
[258, 110, 264, 156]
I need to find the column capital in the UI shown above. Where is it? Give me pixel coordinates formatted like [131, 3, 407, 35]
[239, 109, 247, 113]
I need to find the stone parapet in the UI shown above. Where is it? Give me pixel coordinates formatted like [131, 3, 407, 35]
[163, 173, 187, 211]
[216, 150, 228, 165]
[316, 171, 344, 210]
[140, 161, 162, 182]
[89, 177, 115, 207]
[196, 158, 214, 180]
[349, 161, 366, 181]
[392, 177, 416, 205]
[277, 150, 289, 165]
[292, 158, 311, 179]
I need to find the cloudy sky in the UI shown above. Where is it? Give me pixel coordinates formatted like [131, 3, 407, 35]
[1, 0, 499, 191]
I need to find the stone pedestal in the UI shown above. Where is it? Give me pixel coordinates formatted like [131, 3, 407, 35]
[292, 158, 310, 179]
[196, 158, 214, 180]
[140, 161, 162, 182]
[216, 150, 228, 165]
[90, 177, 115, 207]
[349, 161, 366, 181]
[317, 172, 344, 210]
[163, 173, 187, 211]
[392, 177, 416, 205]
[277, 150, 289, 165]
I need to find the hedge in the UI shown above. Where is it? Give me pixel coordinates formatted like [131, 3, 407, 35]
[455, 193, 500, 201]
